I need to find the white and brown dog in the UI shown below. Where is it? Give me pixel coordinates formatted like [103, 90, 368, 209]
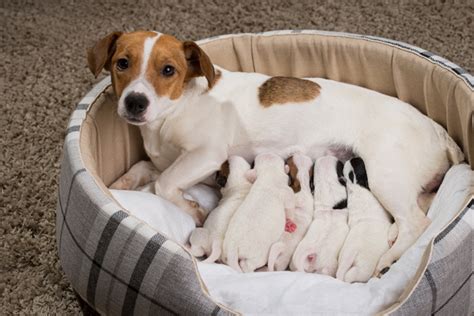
[336, 158, 393, 283]
[87, 30, 464, 274]
[188, 156, 252, 263]
[290, 156, 349, 276]
[268, 153, 314, 271]
[222, 153, 295, 273]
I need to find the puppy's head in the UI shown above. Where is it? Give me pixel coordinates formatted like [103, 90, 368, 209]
[216, 156, 251, 190]
[286, 153, 313, 193]
[313, 155, 347, 209]
[343, 157, 369, 190]
[87, 31, 215, 125]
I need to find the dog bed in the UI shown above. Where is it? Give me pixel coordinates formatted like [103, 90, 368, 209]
[57, 30, 473, 315]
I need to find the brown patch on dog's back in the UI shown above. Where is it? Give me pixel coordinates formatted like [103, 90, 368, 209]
[259, 76, 321, 107]
[287, 157, 301, 193]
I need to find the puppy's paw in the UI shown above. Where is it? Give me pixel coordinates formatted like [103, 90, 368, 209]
[388, 223, 399, 247]
[374, 255, 396, 277]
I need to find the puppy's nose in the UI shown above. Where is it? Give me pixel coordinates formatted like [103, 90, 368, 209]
[125, 92, 149, 115]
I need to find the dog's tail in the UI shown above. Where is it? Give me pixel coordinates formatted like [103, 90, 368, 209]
[336, 249, 356, 281]
[268, 241, 285, 272]
[202, 239, 222, 263]
[432, 121, 464, 165]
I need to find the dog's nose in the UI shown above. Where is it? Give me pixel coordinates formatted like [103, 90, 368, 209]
[125, 92, 149, 116]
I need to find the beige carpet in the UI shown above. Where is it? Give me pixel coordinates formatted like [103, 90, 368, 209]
[1, 0, 472, 314]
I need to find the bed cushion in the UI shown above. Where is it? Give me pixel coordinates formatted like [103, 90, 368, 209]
[109, 164, 472, 315]
[57, 30, 473, 315]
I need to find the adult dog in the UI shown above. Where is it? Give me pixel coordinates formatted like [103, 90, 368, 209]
[87, 30, 463, 274]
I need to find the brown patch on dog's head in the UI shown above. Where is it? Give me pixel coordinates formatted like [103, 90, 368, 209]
[145, 34, 190, 100]
[87, 31, 217, 99]
[287, 157, 301, 193]
[259, 76, 321, 107]
[215, 160, 230, 188]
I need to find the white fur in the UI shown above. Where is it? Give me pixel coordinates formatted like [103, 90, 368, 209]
[114, 36, 464, 270]
[188, 156, 252, 262]
[268, 153, 314, 271]
[222, 153, 295, 273]
[336, 160, 393, 283]
[291, 156, 349, 276]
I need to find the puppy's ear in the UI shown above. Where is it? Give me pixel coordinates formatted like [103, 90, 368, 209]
[87, 32, 123, 78]
[183, 41, 215, 88]
[215, 160, 229, 188]
[351, 157, 369, 190]
[245, 169, 257, 183]
[285, 164, 290, 174]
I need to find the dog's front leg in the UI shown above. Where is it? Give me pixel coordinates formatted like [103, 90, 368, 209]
[155, 147, 226, 226]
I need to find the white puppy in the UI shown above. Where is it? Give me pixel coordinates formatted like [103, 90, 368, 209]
[268, 153, 314, 271]
[188, 156, 252, 262]
[222, 153, 295, 273]
[336, 158, 393, 283]
[291, 156, 349, 277]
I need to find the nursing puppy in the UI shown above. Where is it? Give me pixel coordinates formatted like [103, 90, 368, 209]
[188, 156, 252, 262]
[336, 158, 393, 283]
[291, 156, 349, 276]
[222, 153, 295, 273]
[268, 153, 314, 271]
[88, 31, 464, 273]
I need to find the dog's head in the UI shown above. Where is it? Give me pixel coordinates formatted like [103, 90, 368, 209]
[87, 31, 216, 125]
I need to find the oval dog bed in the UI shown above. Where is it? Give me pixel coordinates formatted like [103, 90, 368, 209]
[57, 30, 473, 315]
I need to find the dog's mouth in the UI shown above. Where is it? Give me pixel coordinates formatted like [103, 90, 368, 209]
[124, 115, 147, 126]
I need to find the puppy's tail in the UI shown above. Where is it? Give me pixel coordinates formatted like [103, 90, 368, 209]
[336, 249, 356, 281]
[268, 241, 285, 272]
[202, 239, 222, 263]
[432, 121, 464, 165]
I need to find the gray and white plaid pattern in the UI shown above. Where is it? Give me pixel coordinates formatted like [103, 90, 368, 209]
[57, 30, 473, 315]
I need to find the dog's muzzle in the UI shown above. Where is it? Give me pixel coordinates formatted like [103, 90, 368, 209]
[124, 92, 149, 118]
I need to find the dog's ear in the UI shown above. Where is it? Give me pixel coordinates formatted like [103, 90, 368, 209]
[285, 164, 290, 174]
[183, 41, 215, 88]
[245, 169, 257, 183]
[87, 31, 123, 78]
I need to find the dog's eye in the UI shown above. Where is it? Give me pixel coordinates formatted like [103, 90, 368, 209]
[161, 65, 175, 77]
[116, 58, 129, 71]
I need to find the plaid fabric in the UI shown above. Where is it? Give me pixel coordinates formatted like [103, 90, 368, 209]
[392, 200, 473, 316]
[57, 31, 473, 315]
[57, 77, 231, 315]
